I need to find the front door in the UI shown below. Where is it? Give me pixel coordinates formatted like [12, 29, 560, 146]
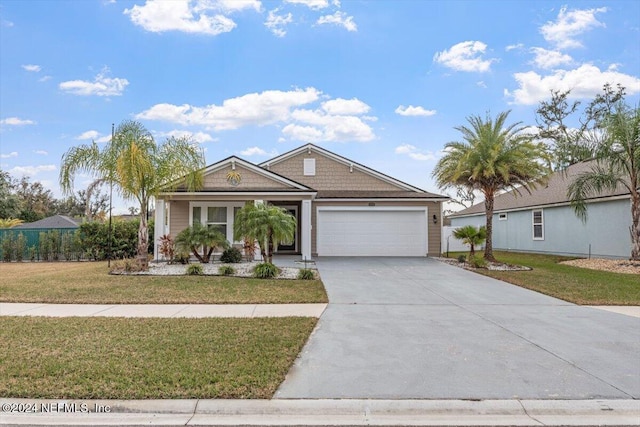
[276, 206, 298, 253]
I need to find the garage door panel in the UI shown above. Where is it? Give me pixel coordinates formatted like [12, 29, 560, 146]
[317, 209, 427, 256]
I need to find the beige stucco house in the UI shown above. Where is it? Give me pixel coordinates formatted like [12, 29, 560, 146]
[154, 144, 447, 260]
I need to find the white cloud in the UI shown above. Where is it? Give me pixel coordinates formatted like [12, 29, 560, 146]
[76, 130, 99, 140]
[540, 6, 607, 50]
[265, 8, 292, 37]
[477, 81, 487, 88]
[530, 47, 573, 69]
[316, 11, 356, 32]
[506, 63, 640, 105]
[76, 130, 111, 143]
[9, 164, 56, 177]
[285, 0, 329, 10]
[38, 75, 52, 82]
[395, 105, 436, 117]
[59, 68, 128, 97]
[1, 151, 18, 159]
[33, 150, 48, 155]
[433, 41, 496, 72]
[0, 117, 36, 126]
[124, 0, 238, 35]
[505, 43, 524, 51]
[158, 129, 214, 143]
[394, 144, 435, 161]
[22, 64, 41, 72]
[137, 87, 321, 129]
[321, 98, 369, 115]
[239, 146, 277, 156]
[138, 88, 375, 143]
[215, 0, 261, 13]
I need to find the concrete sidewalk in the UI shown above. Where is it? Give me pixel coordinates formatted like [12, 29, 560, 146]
[0, 303, 326, 318]
[1, 398, 639, 426]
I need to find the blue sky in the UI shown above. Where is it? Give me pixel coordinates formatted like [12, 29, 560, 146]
[1, 0, 639, 213]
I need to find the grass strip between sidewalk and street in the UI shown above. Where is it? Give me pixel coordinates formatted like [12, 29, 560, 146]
[451, 251, 640, 305]
[0, 262, 327, 304]
[0, 316, 316, 399]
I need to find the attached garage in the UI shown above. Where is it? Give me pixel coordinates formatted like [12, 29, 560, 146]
[316, 207, 428, 256]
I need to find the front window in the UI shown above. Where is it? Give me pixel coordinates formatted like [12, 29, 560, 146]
[532, 210, 544, 240]
[207, 207, 227, 236]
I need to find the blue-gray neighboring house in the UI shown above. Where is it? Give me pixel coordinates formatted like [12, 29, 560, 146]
[447, 161, 633, 259]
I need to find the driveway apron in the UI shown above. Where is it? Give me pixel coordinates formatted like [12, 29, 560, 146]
[275, 257, 640, 399]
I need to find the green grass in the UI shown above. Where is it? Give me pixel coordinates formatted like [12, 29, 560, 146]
[0, 262, 327, 304]
[0, 316, 316, 399]
[448, 251, 640, 305]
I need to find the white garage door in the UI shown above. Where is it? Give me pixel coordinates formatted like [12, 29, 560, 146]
[317, 208, 427, 256]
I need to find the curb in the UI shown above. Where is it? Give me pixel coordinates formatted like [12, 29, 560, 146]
[1, 398, 639, 426]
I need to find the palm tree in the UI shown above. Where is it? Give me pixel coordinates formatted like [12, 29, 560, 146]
[568, 105, 640, 260]
[175, 222, 229, 263]
[233, 202, 296, 263]
[433, 111, 551, 262]
[452, 225, 486, 257]
[60, 120, 205, 270]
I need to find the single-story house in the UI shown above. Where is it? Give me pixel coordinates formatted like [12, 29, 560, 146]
[448, 161, 633, 259]
[154, 143, 448, 260]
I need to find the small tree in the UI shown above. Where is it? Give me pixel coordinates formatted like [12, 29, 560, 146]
[158, 234, 175, 263]
[452, 225, 487, 257]
[233, 202, 296, 264]
[175, 222, 229, 263]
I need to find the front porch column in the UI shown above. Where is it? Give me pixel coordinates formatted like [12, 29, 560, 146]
[301, 199, 312, 260]
[153, 199, 165, 261]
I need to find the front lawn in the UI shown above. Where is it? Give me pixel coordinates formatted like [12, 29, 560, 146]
[0, 262, 327, 304]
[448, 251, 640, 305]
[0, 316, 316, 399]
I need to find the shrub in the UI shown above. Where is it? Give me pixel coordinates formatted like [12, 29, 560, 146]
[158, 234, 175, 263]
[110, 258, 143, 274]
[253, 262, 278, 279]
[39, 232, 51, 261]
[468, 254, 488, 269]
[28, 246, 37, 262]
[1, 234, 14, 262]
[297, 268, 315, 280]
[220, 247, 243, 263]
[457, 254, 466, 263]
[186, 264, 204, 276]
[218, 265, 236, 276]
[15, 233, 26, 262]
[175, 251, 190, 264]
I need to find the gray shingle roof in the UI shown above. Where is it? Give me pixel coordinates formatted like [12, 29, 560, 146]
[449, 160, 630, 218]
[13, 215, 80, 229]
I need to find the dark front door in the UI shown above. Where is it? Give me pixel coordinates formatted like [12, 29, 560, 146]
[276, 207, 298, 252]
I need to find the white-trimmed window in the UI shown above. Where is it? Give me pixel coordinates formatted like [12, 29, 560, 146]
[303, 158, 316, 176]
[498, 213, 508, 221]
[190, 202, 244, 243]
[532, 209, 544, 240]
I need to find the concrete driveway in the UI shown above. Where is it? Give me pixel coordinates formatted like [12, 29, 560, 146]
[275, 257, 640, 399]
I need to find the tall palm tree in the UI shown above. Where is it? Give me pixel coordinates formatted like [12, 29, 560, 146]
[60, 120, 205, 270]
[233, 202, 296, 263]
[568, 105, 640, 260]
[452, 225, 486, 257]
[433, 111, 551, 261]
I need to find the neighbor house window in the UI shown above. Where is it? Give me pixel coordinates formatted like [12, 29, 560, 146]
[532, 209, 544, 240]
[303, 158, 316, 176]
[498, 213, 508, 221]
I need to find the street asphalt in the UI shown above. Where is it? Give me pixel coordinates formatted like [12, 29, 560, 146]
[275, 257, 640, 400]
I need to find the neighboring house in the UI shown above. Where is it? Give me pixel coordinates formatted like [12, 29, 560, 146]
[13, 215, 79, 230]
[448, 161, 633, 259]
[154, 144, 448, 260]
